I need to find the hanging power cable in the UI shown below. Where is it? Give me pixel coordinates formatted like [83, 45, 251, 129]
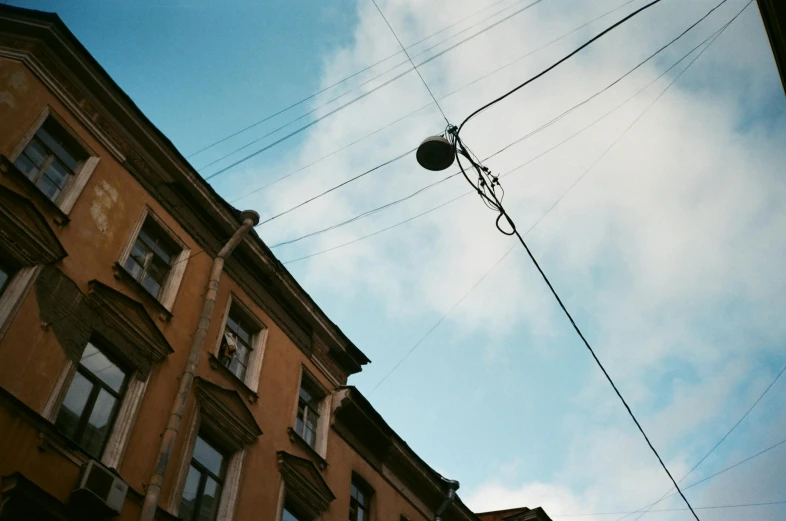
[229, 0, 639, 205]
[200, 0, 546, 179]
[456, 0, 665, 133]
[267, 0, 730, 249]
[369, 0, 450, 124]
[279, 12, 731, 263]
[186, 0, 536, 159]
[409, 0, 704, 517]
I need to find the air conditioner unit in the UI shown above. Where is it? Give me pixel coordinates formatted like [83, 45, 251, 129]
[70, 459, 128, 518]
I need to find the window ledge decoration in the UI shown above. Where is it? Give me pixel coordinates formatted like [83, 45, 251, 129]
[286, 427, 328, 470]
[33, 267, 173, 379]
[194, 377, 262, 452]
[277, 451, 335, 519]
[0, 183, 67, 266]
[87, 280, 174, 377]
[0, 155, 69, 226]
[207, 353, 258, 403]
[111, 262, 173, 321]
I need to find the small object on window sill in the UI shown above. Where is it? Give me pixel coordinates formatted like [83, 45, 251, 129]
[111, 262, 173, 321]
[219, 332, 238, 360]
[286, 427, 328, 470]
[0, 154, 70, 226]
[207, 353, 258, 403]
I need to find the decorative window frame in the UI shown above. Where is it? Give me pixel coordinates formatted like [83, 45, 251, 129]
[290, 368, 332, 460]
[169, 379, 261, 520]
[350, 472, 375, 521]
[168, 409, 247, 521]
[39, 279, 172, 469]
[10, 106, 100, 215]
[275, 451, 335, 521]
[212, 293, 268, 392]
[41, 346, 150, 470]
[0, 265, 40, 340]
[117, 206, 191, 312]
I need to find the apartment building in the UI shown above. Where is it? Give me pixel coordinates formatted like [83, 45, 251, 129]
[0, 5, 483, 521]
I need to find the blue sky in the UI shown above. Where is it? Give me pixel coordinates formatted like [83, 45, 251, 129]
[10, 0, 786, 518]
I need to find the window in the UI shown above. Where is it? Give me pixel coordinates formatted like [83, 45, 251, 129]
[123, 217, 181, 299]
[349, 477, 372, 521]
[14, 116, 87, 202]
[295, 378, 321, 449]
[54, 341, 129, 458]
[282, 502, 309, 521]
[0, 260, 15, 297]
[180, 434, 227, 521]
[219, 305, 258, 381]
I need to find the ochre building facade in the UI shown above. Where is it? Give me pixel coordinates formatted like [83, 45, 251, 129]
[0, 5, 551, 521]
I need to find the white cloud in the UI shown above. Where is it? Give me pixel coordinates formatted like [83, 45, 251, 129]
[229, 0, 786, 517]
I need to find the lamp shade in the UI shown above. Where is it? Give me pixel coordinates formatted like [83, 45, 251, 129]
[416, 135, 454, 171]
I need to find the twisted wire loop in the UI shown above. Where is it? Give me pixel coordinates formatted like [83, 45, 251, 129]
[447, 126, 515, 235]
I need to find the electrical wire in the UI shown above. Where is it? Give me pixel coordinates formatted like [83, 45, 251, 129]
[457, 0, 665, 134]
[255, 147, 417, 227]
[200, 0, 546, 179]
[370, 0, 449, 124]
[623, 363, 784, 519]
[364, 5, 753, 518]
[229, 0, 639, 205]
[266, 0, 730, 249]
[551, 500, 786, 517]
[185, 0, 536, 159]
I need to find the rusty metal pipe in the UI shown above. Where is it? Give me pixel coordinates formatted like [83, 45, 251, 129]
[140, 210, 259, 521]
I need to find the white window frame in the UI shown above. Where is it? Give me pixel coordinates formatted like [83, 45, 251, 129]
[292, 369, 332, 459]
[118, 206, 190, 311]
[42, 350, 150, 470]
[11, 106, 100, 214]
[0, 265, 40, 341]
[213, 293, 268, 392]
[169, 410, 246, 521]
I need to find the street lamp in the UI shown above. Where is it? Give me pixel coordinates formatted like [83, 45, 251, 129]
[416, 127, 516, 236]
[416, 135, 454, 171]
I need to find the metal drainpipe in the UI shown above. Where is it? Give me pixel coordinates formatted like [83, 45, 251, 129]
[139, 210, 260, 521]
[435, 478, 460, 521]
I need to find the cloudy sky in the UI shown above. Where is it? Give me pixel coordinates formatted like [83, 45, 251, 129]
[12, 0, 786, 518]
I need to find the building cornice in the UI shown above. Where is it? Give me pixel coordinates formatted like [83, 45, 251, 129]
[332, 387, 479, 521]
[0, 5, 369, 378]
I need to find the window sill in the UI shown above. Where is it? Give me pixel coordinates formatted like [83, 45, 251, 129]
[0, 154, 70, 226]
[287, 427, 328, 470]
[208, 353, 259, 403]
[111, 262, 173, 322]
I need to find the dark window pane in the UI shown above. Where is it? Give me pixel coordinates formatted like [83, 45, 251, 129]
[233, 320, 251, 344]
[36, 175, 61, 201]
[38, 118, 85, 170]
[24, 139, 48, 167]
[140, 274, 162, 298]
[192, 436, 224, 476]
[81, 388, 118, 457]
[124, 255, 144, 280]
[197, 477, 221, 521]
[295, 415, 304, 438]
[138, 223, 178, 265]
[0, 263, 12, 296]
[54, 371, 93, 438]
[179, 465, 202, 521]
[225, 315, 238, 334]
[14, 154, 39, 179]
[231, 344, 248, 380]
[44, 159, 71, 189]
[146, 257, 170, 285]
[80, 343, 126, 393]
[299, 385, 313, 404]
